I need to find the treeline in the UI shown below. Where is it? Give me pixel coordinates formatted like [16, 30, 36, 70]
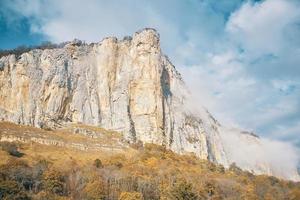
[0, 142, 300, 200]
[0, 41, 69, 58]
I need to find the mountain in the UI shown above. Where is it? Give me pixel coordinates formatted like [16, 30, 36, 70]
[0, 28, 298, 181]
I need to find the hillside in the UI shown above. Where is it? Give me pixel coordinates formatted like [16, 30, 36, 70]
[0, 122, 300, 200]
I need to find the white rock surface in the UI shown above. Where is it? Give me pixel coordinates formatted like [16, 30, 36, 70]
[0, 28, 298, 180]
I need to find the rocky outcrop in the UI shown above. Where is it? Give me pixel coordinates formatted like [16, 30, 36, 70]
[0, 122, 125, 152]
[0, 28, 299, 181]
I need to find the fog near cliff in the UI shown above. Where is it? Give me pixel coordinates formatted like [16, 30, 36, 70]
[220, 127, 300, 180]
[182, 79, 300, 180]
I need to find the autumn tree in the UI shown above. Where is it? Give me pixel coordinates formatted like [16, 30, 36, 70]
[83, 179, 106, 200]
[169, 180, 199, 200]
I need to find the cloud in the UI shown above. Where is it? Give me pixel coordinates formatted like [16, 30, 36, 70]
[226, 0, 300, 55]
[226, 0, 300, 78]
[1, 0, 154, 41]
[0, 0, 187, 54]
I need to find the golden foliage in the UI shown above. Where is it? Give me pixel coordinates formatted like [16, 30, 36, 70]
[118, 192, 143, 200]
[83, 179, 105, 200]
[0, 123, 299, 200]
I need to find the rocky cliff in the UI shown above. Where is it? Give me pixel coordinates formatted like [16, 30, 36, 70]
[0, 28, 299, 181]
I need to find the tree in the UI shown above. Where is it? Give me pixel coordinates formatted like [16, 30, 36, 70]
[169, 181, 199, 200]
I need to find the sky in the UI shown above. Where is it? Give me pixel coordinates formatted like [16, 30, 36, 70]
[0, 0, 300, 148]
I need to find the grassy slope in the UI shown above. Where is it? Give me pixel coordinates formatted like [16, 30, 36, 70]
[0, 122, 300, 200]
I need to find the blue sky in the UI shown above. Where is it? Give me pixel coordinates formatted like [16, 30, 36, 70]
[1, 0, 300, 147]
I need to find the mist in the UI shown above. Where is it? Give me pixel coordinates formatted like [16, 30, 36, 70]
[183, 80, 300, 181]
[219, 127, 300, 181]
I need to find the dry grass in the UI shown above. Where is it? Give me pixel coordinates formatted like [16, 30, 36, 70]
[0, 121, 126, 151]
[0, 121, 132, 170]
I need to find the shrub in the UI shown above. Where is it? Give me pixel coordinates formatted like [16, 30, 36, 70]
[0, 142, 24, 157]
[0, 159, 36, 191]
[94, 159, 103, 168]
[107, 154, 126, 168]
[119, 192, 143, 200]
[0, 180, 30, 200]
[43, 169, 66, 196]
[203, 180, 219, 197]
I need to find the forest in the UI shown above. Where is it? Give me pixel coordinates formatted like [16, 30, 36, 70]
[1, 141, 300, 200]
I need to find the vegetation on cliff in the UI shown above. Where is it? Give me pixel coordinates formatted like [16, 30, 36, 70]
[0, 140, 300, 200]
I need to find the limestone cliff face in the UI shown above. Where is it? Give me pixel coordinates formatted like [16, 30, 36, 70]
[0, 29, 298, 180]
[0, 29, 226, 163]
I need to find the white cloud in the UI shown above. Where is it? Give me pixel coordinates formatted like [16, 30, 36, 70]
[226, 0, 300, 56]
[1, 0, 172, 44]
